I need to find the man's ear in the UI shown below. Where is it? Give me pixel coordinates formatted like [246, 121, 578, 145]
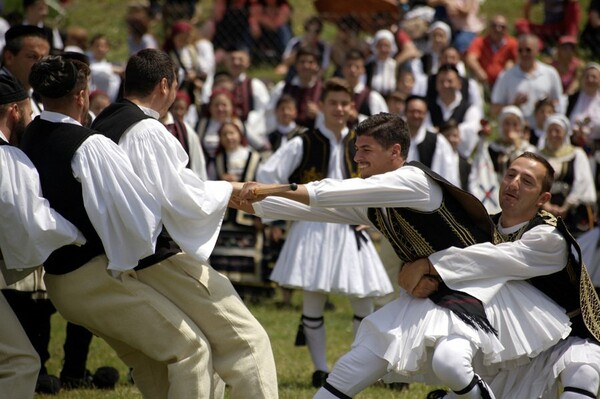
[391, 143, 402, 158]
[160, 77, 169, 94]
[537, 192, 552, 207]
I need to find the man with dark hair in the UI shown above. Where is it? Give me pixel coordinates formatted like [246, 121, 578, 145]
[236, 113, 600, 399]
[404, 94, 459, 186]
[341, 48, 388, 128]
[1, 24, 50, 117]
[22, 0, 63, 51]
[269, 46, 324, 130]
[91, 48, 278, 399]
[21, 54, 222, 399]
[0, 73, 83, 399]
[257, 79, 392, 388]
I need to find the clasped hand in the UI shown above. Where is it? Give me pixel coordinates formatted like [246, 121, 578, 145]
[398, 258, 440, 298]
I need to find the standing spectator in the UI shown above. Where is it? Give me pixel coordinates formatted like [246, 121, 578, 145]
[465, 15, 518, 88]
[248, 0, 293, 63]
[365, 30, 398, 98]
[539, 113, 597, 236]
[225, 45, 271, 150]
[258, 78, 392, 388]
[490, 34, 563, 120]
[517, 0, 580, 47]
[580, 0, 600, 59]
[567, 63, 600, 143]
[275, 16, 330, 81]
[269, 46, 323, 131]
[551, 35, 583, 96]
[342, 49, 388, 127]
[22, 0, 63, 51]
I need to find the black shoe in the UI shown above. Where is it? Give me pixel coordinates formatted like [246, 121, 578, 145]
[386, 382, 409, 391]
[92, 366, 119, 389]
[427, 389, 448, 399]
[312, 370, 329, 388]
[324, 300, 336, 311]
[36, 374, 62, 395]
[60, 369, 94, 389]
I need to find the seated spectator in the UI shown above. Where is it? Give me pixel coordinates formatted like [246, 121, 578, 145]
[211, 0, 252, 63]
[125, 14, 158, 56]
[275, 15, 330, 80]
[269, 46, 323, 131]
[365, 29, 398, 98]
[342, 48, 388, 127]
[439, 118, 471, 190]
[517, 0, 580, 48]
[224, 45, 271, 150]
[197, 88, 245, 179]
[490, 34, 563, 121]
[266, 94, 307, 153]
[465, 14, 518, 88]
[87, 34, 122, 102]
[551, 35, 583, 96]
[487, 105, 537, 180]
[425, 63, 482, 158]
[528, 96, 556, 149]
[329, 16, 369, 78]
[443, 0, 484, 53]
[63, 26, 88, 53]
[580, 0, 600, 59]
[410, 20, 452, 77]
[396, 67, 418, 98]
[386, 90, 407, 116]
[161, 90, 208, 180]
[539, 113, 597, 236]
[248, 0, 292, 63]
[22, 0, 63, 51]
[568, 62, 600, 144]
[88, 90, 111, 118]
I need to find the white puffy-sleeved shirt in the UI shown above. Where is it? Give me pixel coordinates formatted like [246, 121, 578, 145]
[39, 111, 161, 272]
[408, 125, 461, 187]
[0, 133, 84, 270]
[117, 104, 233, 263]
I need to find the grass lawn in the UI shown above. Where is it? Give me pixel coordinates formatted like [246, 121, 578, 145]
[37, 292, 439, 398]
[19, 0, 592, 397]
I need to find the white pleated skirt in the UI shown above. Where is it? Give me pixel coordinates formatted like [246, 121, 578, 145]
[269, 220, 393, 297]
[353, 280, 572, 384]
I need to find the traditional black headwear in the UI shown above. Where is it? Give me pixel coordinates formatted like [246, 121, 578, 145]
[0, 74, 28, 104]
[4, 24, 47, 44]
[29, 55, 78, 98]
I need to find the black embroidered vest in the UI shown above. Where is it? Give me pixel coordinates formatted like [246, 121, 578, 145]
[20, 119, 104, 274]
[493, 211, 600, 341]
[282, 80, 323, 129]
[368, 162, 497, 333]
[267, 125, 307, 152]
[91, 100, 182, 269]
[288, 128, 358, 184]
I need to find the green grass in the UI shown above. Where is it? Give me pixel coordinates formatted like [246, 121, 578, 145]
[36, 293, 438, 399]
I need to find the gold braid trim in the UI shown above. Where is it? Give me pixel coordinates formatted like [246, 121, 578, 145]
[580, 263, 600, 342]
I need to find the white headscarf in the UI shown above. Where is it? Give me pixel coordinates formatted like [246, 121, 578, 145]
[371, 29, 398, 56]
[427, 21, 451, 45]
[544, 113, 572, 139]
[499, 105, 525, 127]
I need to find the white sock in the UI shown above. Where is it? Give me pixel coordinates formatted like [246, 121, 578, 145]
[303, 291, 329, 372]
